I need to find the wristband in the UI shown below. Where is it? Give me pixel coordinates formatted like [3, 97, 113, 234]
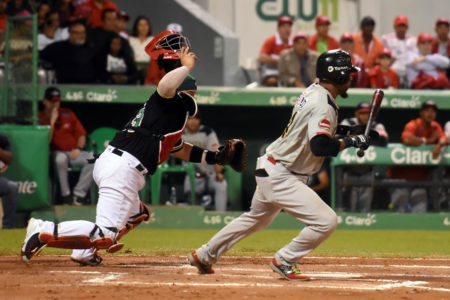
[205, 151, 217, 165]
[189, 145, 204, 163]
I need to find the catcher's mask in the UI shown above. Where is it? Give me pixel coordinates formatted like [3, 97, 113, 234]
[145, 30, 191, 60]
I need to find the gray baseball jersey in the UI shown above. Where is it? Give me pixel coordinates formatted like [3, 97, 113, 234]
[266, 83, 338, 175]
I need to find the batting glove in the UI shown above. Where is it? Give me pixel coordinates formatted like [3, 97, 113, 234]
[343, 135, 370, 150]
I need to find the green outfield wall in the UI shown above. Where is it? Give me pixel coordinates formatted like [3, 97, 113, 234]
[30, 205, 450, 230]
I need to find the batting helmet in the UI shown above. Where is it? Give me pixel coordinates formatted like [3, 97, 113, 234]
[144, 30, 191, 60]
[316, 50, 360, 85]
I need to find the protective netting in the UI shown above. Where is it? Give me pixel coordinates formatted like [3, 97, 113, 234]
[1, 15, 37, 124]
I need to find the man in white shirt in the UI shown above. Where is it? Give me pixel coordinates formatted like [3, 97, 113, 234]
[382, 14, 417, 87]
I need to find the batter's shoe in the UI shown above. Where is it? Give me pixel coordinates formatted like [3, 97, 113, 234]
[21, 218, 47, 262]
[70, 251, 103, 266]
[270, 258, 310, 281]
[188, 250, 214, 274]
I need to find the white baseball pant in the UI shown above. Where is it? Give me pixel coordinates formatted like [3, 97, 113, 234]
[196, 154, 337, 266]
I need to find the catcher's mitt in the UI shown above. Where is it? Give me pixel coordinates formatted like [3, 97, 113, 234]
[215, 139, 248, 172]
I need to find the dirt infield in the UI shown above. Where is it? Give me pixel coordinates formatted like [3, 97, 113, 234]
[1, 255, 449, 300]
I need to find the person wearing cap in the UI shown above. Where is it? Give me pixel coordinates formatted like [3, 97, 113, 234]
[80, 0, 118, 28]
[339, 102, 389, 212]
[387, 100, 448, 213]
[406, 32, 450, 89]
[182, 110, 228, 211]
[353, 16, 384, 69]
[116, 11, 129, 39]
[381, 14, 418, 87]
[368, 48, 399, 89]
[278, 32, 319, 87]
[339, 33, 368, 88]
[258, 15, 293, 86]
[40, 21, 98, 83]
[38, 87, 95, 206]
[308, 15, 339, 54]
[432, 17, 450, 79]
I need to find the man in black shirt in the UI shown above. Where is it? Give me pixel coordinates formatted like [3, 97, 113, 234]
[40, 21, 97, 83]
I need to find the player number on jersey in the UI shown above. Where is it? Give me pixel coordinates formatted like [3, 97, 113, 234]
[282, 111, 298, 138]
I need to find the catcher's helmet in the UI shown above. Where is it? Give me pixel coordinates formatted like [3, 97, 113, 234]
[316, 49, 360, 85]
[145, 30, 191, 60]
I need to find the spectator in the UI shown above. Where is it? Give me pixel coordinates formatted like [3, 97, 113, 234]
[182, 111, 228, 212]
[308, 15, 339, 54]
[0, 133, 19, 229]
[432, 17, 450, 57]
[129, 16, 153, 84]
[38, 87, 94, 206]
[86, 8, 133, 58]
[432, 17, 450, 79]
[368, 48, 399, 89]
[55, 0, 75, 28]
[339, 32, 369, 88]
[5, 0, 32, 16]
[116, 10, 129, 39]
[387, 100, 448, 213]
[81, 0, 118, 28]
[340, 102, 389, 212]
[278, 32, 318, 87]
[353, 16, 384, 69]
[96, 34, 139, 84]
[382, 14, 417, 87]
[258, 15, 293, 87]
[307, 158, 331, 206]
[40, 22, 97, 83]
[129, 16, 153, 63]
[406, 32, 450, 89]
[0, 0, 7, 47]
[38, 11, 69, 51]
[37, 2, 51, 30]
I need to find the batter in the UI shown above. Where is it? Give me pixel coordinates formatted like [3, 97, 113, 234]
[189, 50, 371, 281]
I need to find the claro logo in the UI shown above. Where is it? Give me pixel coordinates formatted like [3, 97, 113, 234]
[391, 148, 440, 164]
[17, 181, 38, 194]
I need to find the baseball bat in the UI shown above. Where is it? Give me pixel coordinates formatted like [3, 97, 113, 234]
[356, 89, 384, 157]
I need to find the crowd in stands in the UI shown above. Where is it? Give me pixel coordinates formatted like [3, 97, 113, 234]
[259, 14, 450, 90]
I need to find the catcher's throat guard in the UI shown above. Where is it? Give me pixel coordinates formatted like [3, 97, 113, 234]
[145, 30, 191, 60]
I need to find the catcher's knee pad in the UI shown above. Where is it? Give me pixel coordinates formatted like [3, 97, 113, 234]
[39, 224, 114, 250]
[116, 201, 151, 242]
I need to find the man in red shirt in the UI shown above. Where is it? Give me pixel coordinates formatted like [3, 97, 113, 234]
[388, 100, 448, 213]
[38, 87, 94, 205]
[368, 48, 399, 88]
[308, 15, 339, 54]
[258, 15, 293, 86]
[81, 0, 118, 28]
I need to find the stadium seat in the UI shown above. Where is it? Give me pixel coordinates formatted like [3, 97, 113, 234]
[150, 160, 196, 206]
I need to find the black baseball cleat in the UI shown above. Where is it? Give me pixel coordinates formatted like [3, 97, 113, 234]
[21, 218, 47, 262]
[70, 252, 103, 266]
[188, 250, 214, 274]
[270, 258, 310, 281]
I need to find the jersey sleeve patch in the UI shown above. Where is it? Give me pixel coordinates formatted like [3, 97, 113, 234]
[319, 119, 331, 130]
[295, 92, 307, 109]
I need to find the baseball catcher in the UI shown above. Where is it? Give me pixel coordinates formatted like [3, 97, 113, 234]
[21, 30, 247, 266]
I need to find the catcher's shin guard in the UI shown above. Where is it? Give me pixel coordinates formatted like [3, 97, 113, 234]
[39, 224, 114, 250]
[107, 201, 150, 254]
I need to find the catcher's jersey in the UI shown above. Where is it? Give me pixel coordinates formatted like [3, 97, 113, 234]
[111, 89, 197, 175]
[266, 83, 338, 175]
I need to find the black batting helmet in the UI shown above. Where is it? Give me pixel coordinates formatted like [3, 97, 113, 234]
[316, 49, 360, 85]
